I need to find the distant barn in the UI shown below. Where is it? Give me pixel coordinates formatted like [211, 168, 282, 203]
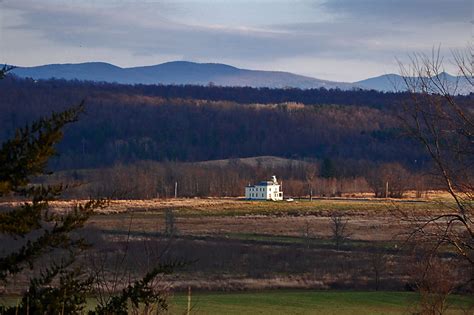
[245, 176, 283, 201]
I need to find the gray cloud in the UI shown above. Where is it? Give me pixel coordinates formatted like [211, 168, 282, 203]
[3, 1, 353, 61]
[322, 0, 472, 24]
[1, 0, 471, 81]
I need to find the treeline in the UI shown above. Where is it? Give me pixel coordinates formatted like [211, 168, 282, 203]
[49, 158, 431, 199]
[4, 75, 470, 109]
[4, 75, 409, 108]
[0, 76, 429, 171]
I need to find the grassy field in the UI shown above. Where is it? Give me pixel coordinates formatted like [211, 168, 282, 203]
[169, 290, 473, 315]
[1, 291, 471, 314]
[119, 197, 453, 217]
[2, 196, 469, 295]
[1, 197, 472, 312]
[85, 199, 450, 244]
[11, 194, 454, 217]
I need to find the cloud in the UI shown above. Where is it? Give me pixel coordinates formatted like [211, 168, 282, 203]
[1, 1, 340, 62]
[0, 0, 471, 81]
[322, 0, 472, 24]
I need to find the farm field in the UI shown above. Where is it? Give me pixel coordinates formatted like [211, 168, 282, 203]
[2, 195, 458, 244]
[70, 196, 468, 293]
[1, 196, 471, 297]
[63, 193, 456, 215]
[80, 195, 459, 242]
[1, 191, 456, 216]
[168, 290, 473, 315]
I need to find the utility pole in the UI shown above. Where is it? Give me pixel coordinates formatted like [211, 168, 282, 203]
[187, 286, 192, 315]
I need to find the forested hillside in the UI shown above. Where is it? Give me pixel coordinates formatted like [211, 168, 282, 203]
[0, 76, 430, 170]
[7, 75, 469, 198]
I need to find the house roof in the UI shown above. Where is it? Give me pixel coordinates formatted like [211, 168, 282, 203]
[246, 181, 279, 187]
[258, 181, 277, 186]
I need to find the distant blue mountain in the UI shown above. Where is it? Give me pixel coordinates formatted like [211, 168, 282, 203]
[356, 72, 472, 94]
[11, 61, 470, 94]
[355, 74, 405, 92]
[11, 61, 356, 90]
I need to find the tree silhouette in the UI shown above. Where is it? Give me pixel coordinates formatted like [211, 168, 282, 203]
[0, 67, 181, 314]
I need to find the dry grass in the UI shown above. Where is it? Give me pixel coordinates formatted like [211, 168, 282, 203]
[1, 193, 458, 243]
[73, 192, 459, 243]
[0, 190, 456, 214]
[2, 193, 470, 294]
[90, 214, 404, 242]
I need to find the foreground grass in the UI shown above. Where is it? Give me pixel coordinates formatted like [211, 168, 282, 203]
[2, 291, 471, 314]
[169, 290, 473, 315]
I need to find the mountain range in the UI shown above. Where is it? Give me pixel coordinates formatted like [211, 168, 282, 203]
[10, 61, 471, 93]
[357, 72, 472, 94]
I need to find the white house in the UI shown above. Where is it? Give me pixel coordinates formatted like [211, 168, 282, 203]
[245, 176, 283, 201]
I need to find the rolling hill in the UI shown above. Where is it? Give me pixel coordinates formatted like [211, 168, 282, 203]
[356, 72, 472, 94]
[11, 61, 470, 94]
[11, 61, 356, 89]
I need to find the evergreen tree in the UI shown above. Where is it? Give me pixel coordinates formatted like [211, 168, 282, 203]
[0, 99, 100, 314]
[0, 67, 180, 314]
[320, 158, 336, 178]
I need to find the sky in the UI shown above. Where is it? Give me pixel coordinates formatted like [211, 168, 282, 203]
[0, 0, 471, 82]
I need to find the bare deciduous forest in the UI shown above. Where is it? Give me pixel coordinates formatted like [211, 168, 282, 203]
[0, 76, 449, 200]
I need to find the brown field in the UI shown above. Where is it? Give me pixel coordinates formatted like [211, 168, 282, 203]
[72, 192, 456, 241]
[2, 193, 469, 293]
[0, 193, 460, 244]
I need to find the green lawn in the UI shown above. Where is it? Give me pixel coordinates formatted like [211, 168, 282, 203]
[2, 291, 472, 314]
[168, 291, 473, 315]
